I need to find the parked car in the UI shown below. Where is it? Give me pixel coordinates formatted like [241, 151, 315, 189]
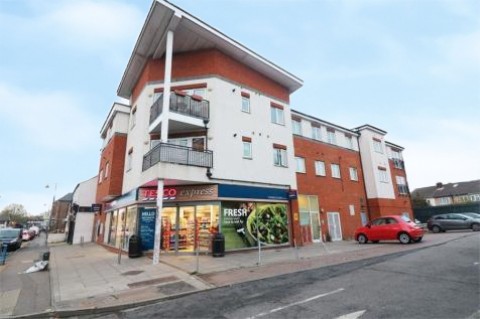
[427, 213, 480, 233]
[354, 215, 424, 244]
[29, 226, 40, 236]
[459, 212, 480, 219]
[22, 229, 34, 241]
[0, 228, 22, 251]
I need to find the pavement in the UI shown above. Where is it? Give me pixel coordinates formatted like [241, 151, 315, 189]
[0, 231, 477, 318]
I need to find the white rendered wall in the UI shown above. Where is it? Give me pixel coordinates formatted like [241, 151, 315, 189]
[357, 129, 395, 199]
[73, 213, 94, 244]
[123, 76, 297, 192]
[72, 176, 97, 207]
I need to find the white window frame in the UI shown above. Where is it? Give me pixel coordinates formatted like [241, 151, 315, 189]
[127, 151, 133, 171]
[315, 161, 326, 176]
[378, 168, 389, 183]
[130, 107, 137, 129]
[312, 126, 321, 141]
[273, 147, 288, 167]
[346, 135, 354, 149]
[292, 119, 302, 135]
[241, 96, 250, 113]
[327, 130, 336, 145]
[98, 170, 103, 184]
[295, 157, 306, 173]
[331, 164, 341, 179]
[349, 167, 358, 181]
[271, 107, 285, 125]
[243, 141, 252, 159]
[105, 162, 110, 179]
[373, 140, 383, 153]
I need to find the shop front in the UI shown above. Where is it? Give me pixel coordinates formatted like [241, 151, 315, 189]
[104, 183, 293, 254]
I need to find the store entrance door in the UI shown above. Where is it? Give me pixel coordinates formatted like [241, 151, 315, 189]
[327, 212, 343, 241]
[310, 212, 322, 242]
[161, 206, 196, 253]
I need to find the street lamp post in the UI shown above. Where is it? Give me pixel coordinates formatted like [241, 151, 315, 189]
[45, 183, 57, 243]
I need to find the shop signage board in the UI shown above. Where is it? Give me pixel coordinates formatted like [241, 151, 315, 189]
[221, 202, 289, 250]
[139, 207, 157, 250]
[138, 185, 218, 202]
[218, 184, 289, 200]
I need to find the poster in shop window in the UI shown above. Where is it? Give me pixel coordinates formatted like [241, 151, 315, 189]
[139, 207, 157, 251]
[221, 202, 289, 250]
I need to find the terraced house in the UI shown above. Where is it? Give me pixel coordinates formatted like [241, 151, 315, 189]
[92, 0, 414, 257]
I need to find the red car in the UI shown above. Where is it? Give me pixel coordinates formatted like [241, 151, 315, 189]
[354, 215, 424, 244]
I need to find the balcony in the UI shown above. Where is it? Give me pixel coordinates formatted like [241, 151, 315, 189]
[142, 142, 213, 171]
[150, 92, 209, 125]
[392, 158, 404, 170]
[397, 184, 409, 196]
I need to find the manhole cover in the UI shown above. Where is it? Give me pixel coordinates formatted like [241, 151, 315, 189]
[121, 270, 144, 276]
[157, 281, 197, 295]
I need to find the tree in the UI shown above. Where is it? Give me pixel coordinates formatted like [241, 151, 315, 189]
[0, 203, 28, 225]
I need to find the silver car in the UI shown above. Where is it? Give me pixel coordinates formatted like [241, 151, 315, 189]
[427, 213, 480, 233]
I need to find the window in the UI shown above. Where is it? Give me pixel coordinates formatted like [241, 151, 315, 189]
[270, 103, 285, 125]
[98, 170, 103, 184]
[391, 149, 401, 159]
[312, 126, 321, 140]
[295, 157, 306, 173]
[292, 119, 302, 135]
[242, 137, 252, 159]
[105, 162, 110, 179]
[299, 195, 319, 226]
[127, 148, 133, 171]
[315, 161, 326, 176]
[378, 167, 389, 183]
[396, 176, 408, 194]
[331, 164, 341, 179]
[273, 144, 288, 167]
[349, 167, 358, 181]
[130, 106, 137, 129]
[241, 92, 250, 113]
[373, 139, 383, 153]
[327, 129, 336, 145]
[346, 135, 354, 149]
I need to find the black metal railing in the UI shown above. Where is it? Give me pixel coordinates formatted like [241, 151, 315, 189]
[149, 92, 210, 125]
[142, 142, 213, 171]
[392, 158, 404, 169]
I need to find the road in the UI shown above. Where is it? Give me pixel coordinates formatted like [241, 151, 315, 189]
[0, 231, 51, 316]
[84, 233, 479, 319]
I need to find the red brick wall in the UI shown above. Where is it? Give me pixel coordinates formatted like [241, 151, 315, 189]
[294, 136, 368, 242]
[95, 134, 127, 203]
[131, 49, 290, 104]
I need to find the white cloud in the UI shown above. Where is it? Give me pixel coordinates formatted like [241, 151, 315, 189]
[0, 0, 144, 56]
[0, 83, 99, 151]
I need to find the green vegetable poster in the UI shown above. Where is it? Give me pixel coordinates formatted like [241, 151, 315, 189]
[221, 202, 289, 250]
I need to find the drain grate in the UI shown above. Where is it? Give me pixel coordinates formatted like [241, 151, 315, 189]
[156, 281, 197, 295]
[128, 275, 179, 288]
[121, 270, 144, 276]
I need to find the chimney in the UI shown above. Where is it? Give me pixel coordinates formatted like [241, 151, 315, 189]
[436, 182, 443, 189]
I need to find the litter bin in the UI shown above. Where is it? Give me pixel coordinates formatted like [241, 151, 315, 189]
[211, 233, 225, 257]
[128, 235, 142, 258]
[41, 251, 50, 261]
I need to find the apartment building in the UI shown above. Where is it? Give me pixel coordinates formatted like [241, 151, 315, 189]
[291, 111, 368, 243]
[355, 125, 413, 220]
[94, 0, 302, 257]
[93, 0, 414, 254]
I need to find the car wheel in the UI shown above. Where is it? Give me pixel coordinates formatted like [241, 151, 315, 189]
[432, 225, 441, 233]
[357, 234, 368, 244]
[398, 232, 411, 244]
[472, 224, 480, 231]
[413, 237, 423, 243]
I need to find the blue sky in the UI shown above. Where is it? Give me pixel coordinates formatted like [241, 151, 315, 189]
[0, 0, 479, 215]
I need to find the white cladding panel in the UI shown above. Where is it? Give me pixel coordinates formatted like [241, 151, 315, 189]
[122, 76, 296, 193]
[72, 213, 94, 244]
[207, 78, 296, 188]
[72, 176, 97, 207]
[358, 129, 395, 199]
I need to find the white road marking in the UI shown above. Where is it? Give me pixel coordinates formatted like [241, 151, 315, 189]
[246, 288, 344, 319]
[334, 310, 367, 319]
